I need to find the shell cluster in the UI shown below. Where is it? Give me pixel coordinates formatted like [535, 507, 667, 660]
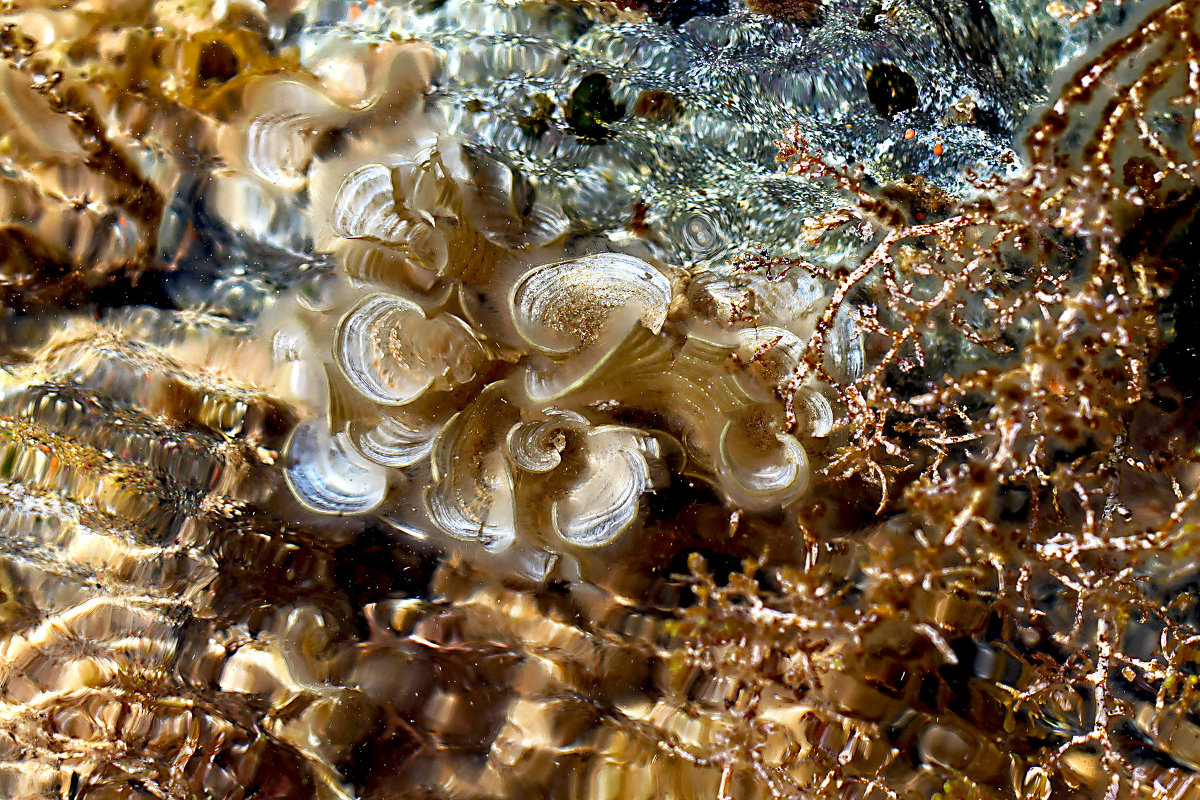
[266, 75, 862, 571]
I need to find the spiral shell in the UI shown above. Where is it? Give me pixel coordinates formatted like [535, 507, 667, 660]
[243, 79, 343, 191]
[351, 411, 442, 468]
[717, 416, 810, 510]
[330, 164, 411, 242]
[551, 426, 663, 548]
[505, 409, 589, 473]
[426, 384, 519, 553]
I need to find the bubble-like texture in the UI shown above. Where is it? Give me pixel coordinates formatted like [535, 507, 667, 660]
[294, 0, 1127, 270]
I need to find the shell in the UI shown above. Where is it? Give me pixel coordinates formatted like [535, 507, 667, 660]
[284, 419, 389, 515]
[330, 164, 413, 242]
[717, 417, 810, 510]
[505, 410, 669, 549]
[793, 385, 835, 438]
[510, 253, 672, 355]
[239, 42, 437, 193]
[550, 426, 663, 548]
[736, 327, 835, 437]
[736, 326, 807, 391]
[334, 293, 486, 406]
[243, 79, 344, 191]
[675, 206, 730, 262]
[351, 411, 443, 468]
[505, 409, 588, 473]
[425, 384, 519, 553]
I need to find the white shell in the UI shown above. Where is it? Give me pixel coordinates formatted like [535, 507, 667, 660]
[330, 164, 409, 242]
[425, 384, 518, 553]
[284, 420, 388, 515]
[352, 413, 442, 468]
[509, 253, 672, 355]
[552, 427, 660, 549]
[334, 293, 485, 406]
[736, 326, 807, 387]
[717, 418, 810, 510]
[243, 80, 341, 191]
[505, 409, 588, 473]
[793, 386, 835, 438]
[677, 208, 727, 259]
[735, 326, 834, 437]
[825, 305, 865, 383]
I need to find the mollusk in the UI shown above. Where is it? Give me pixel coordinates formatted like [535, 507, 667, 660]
[277, 92, 859, 565]
[278, 235, 846, 563]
